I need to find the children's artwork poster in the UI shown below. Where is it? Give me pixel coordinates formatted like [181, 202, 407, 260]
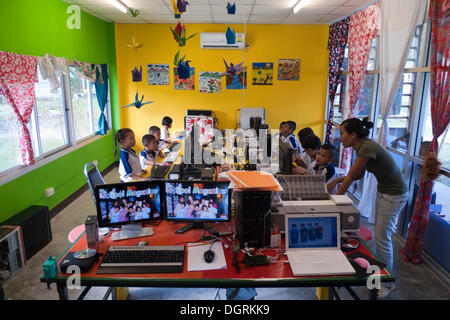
[174, 67, 195, 90]
[185, 116, 214, 145]
[252, 63, 273, 85]
[278, 59, 300, 81]
[147, 64, 169, 85]
[199, 72, 222, 93]
[226, 67, 247, 90]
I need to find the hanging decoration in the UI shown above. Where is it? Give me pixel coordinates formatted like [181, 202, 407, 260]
[131, 66, 142, 82]
[122, 91, 154, 109]
[129, 8, 139, 17]
[171, 0, 181, 18]
[227, 2, 236, 14]
[177, 59, 192, 80]
[219, 59, 244, 77]
[127, 35, 143, 51]
[177, 0, 190, 13]
[170, 22, 197, 47]
[226, 26, 236, 44]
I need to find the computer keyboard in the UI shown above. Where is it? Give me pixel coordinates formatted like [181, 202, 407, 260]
[300, 194, 330, 201]
[290, 250, 347, 264]
[168, 142, 180, 151]
[151, 165, 171, 178]
[97, 245, 185, 274]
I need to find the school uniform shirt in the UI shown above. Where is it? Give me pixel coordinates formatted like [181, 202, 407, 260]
[298, 151, 315, 169]
[161, 126, 170, 141]
[119, 148, 142, 182]
[139, 149, 157, 170]
[312, 162, 336, 182]
[283, 133, 301, 152]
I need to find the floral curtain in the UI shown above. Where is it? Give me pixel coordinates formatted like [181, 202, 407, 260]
[0, 51, 38, 165]
[340, 2, 380, 174]
[401, 0, 450, 263]
[325, 17, 350, 144]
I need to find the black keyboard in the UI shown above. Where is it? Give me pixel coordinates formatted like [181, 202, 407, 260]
[151, 165, 171, 178]
[97, 245, 185, 274]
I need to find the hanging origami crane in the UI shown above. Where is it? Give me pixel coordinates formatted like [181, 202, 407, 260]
[226, 26, 236, 44]
[129, 8, 140, 17]
[170, 0, 181, 18]
[227, 2, 236, 14]
[177, 58, 191, 80]
[219, 59, 244, 77]
[177, 0, 189, 13]
[170, 22, 197, 47]
[127, 35, 143, 51]
[122, 91, 154, 109]
[131, 66, 142, 82]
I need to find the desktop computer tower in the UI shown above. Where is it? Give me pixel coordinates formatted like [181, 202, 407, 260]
[234, 191, 271, 248]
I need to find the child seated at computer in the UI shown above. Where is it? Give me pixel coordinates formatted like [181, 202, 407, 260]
[297, 127, 315, 148]
[149, 125, 163, 149]
[282, 121, 302, 157]
[295, 134, 322, 169]
[115, 128, 146, 182]
[293, 143, 337, 184]
[140, 134, 158, 170]
[161, 116, 174, 144]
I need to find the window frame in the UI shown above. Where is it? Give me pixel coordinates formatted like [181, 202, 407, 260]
[0, 58, 112, 185]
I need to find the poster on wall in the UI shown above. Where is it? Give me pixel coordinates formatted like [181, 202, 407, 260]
[147, 64, 169, 85]
[199, 72, 222, 93]
[277, 59, 300, 81]
[174, 67, 195, 90]
[226, 67, 247, 90]
[252, 63, 273, 85]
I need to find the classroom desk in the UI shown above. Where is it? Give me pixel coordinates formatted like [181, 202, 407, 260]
[40, 220, 394, 301]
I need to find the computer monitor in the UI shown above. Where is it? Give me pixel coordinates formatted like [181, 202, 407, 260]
[164, 180, 231, 234]
[279, 140, 293, 175]
[95, 181, 164, 228]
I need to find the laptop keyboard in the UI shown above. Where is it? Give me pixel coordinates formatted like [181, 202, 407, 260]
[290, 251, 347, 264]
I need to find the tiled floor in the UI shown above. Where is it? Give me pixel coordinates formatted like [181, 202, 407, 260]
[3, 169, 449, 300]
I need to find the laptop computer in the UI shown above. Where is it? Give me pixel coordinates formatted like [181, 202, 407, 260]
[285, 213, 355, 276]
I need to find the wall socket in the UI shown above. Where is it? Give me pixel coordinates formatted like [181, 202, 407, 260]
[45, 187, 55, 198]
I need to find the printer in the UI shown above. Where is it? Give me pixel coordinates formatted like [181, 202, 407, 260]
[272, 175, 360, 232]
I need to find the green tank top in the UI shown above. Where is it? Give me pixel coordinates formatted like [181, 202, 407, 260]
[355, 138, 408, 195]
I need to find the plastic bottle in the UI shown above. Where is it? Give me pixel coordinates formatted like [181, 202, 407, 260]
[315, 223, 323, 240]
[290, 224, 299, 245]
[308, 223, 316, 241]
[300, 224, 308, 242]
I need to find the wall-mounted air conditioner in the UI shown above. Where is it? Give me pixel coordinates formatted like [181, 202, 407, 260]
[200, 32, 245, 49]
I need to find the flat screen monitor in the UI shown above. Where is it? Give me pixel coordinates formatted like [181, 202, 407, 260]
[279, 140, 293, 175]
[95, 181, 164, 228]
[165, 180, 231, 233]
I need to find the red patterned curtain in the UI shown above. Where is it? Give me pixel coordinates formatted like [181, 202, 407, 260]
[340, 2, 380, 173]
[401, 0, 450, 263]
[325, 17, 350, 143]
[0, 51, 38, 165]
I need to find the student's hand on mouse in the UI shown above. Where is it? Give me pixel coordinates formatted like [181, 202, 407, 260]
[327, 180, 339, 193]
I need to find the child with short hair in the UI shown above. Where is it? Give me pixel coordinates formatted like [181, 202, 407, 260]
[161, 116, 173, 144]
[282, 121, 301, 156]
[115, 128, 146, 182]
[297, 127, 315, 148]
[140, 134, 158, 170]
[149, 125, 163, 149]
[293, 143, 336, 183]
[295, 134, 322, 169]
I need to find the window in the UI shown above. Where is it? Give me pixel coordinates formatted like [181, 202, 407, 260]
[0, 60, 111, 177]
[69, 66, 100, 141]
[33, 71, 69, 155]
[0, 92, 22, 172]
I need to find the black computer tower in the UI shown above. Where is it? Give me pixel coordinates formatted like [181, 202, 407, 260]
[2, 205, 52, 260]
[234, 191, 271, 248]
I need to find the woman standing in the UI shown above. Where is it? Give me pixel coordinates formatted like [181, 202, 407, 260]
[328, 117, 408, 298]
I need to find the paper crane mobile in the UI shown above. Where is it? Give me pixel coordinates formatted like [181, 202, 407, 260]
[177, 0, 190, 12]
[170, 22, 197, 47]
[122, 91, 154, 109]
[219, 59, 244, 77]
[227, 2, 236, 14]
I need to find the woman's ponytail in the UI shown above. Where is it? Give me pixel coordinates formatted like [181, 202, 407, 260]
[341, 117, 373, 139]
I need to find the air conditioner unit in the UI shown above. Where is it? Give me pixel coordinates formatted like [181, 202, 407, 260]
[200, 32, 245, 49]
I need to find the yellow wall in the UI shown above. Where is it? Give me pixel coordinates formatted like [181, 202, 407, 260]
[115, 23, 329, 149]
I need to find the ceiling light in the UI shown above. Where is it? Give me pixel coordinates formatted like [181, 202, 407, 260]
[288, 0, 300, 8]
[293, 0, 311, 14]
[107, 0, 128, 14]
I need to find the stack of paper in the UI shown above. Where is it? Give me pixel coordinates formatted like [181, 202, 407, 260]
[187, 241, 227, 272]
[221, 170, 283, 192]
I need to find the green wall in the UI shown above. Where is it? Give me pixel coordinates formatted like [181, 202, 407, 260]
[0, 0, 119, 221]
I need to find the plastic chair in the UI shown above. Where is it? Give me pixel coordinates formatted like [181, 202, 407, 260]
[84, 162, 105, 204]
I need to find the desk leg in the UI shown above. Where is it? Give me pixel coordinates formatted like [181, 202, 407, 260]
[369, 288, 378, 300]
[57, 282, 68, 301]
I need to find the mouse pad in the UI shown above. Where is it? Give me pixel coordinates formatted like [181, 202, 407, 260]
[346, 252, 387, 279]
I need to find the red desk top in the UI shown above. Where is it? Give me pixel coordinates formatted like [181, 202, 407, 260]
[48, 220, 392, 286]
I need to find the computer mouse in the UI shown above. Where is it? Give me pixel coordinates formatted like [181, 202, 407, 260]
[354, 257, 370, 269]
[203, 250, 215, 263]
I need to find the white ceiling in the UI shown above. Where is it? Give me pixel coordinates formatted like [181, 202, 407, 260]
[61, 0, 375, 25]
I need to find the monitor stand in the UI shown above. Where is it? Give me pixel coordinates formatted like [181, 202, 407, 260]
[111, 223, 154, 241]
[175, 222, 219, 236]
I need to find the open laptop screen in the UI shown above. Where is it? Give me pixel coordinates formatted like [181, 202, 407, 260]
[287, 215, 338, 249]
